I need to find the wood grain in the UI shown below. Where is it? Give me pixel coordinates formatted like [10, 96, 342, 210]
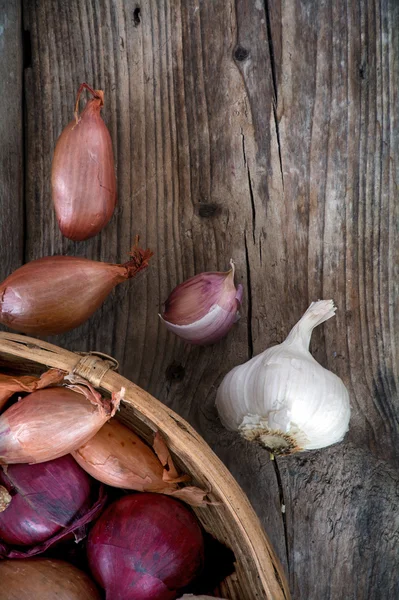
[5, 0, 399, 598]
[0, 1, 23, 283]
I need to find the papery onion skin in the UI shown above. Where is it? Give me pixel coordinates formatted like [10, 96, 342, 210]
[87, 493, 205, 600]
[52, 83, 116, 241]
[0, 386, 119, 464]
[0, 484, 11, 511]
[160, 261, 243, 345]
[0, 369, 65, 413]
[0, 558, 101, 599]
[0, 242, 152, 335]
[0, 455, 94, 547]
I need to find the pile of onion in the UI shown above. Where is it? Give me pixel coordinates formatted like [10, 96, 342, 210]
[0, 558, 101, 599]
[0, 455, 106, 558]
[87, 493, 205, 600]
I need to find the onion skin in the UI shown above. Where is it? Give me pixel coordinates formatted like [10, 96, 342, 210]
[0, 385, 120, 465]
[0, 455, 101, 550]
[0, 484, 11, 511]
[0, 369, 65, 413]
[0, 558, 101, 599]
[0, 242, 152, 335]
[52, 84, 116, 241]
[87, 493, 205, 600]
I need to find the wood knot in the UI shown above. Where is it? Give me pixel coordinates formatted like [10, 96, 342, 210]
[133, 6, 141, 26]
[196, 203, 221, 218]
[234, 46, 250, 62]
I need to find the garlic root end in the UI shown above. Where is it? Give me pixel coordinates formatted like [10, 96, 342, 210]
[240, 426, 303, 455]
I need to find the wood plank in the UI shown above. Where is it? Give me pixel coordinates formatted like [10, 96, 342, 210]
[0, 1, 23, 286]
[21, 1, 398, 599]
[263, 0, 399, 597]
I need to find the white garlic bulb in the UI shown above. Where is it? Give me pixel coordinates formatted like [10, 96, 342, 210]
[216, 300, 350, 454]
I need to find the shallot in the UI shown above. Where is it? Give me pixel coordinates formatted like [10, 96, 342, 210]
[52, 83, 117, 241]
[72, 420, 209, 506]
[0, 384, 120, 464]
[0, 239, 152, 335]
[0, 558, 101, 599]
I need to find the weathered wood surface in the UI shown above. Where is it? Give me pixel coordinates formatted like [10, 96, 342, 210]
[1, 0, 398, 598]
[0, 1, 23, 283]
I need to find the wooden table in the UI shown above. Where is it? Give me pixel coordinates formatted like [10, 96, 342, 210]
[1, 1, 398, 598]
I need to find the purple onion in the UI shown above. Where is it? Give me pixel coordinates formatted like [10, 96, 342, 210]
[0, 455, 106, 558]
[87, 493, 205, 599]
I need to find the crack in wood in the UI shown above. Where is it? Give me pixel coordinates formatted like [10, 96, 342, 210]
[272, 457, 290, 570]
[263, 0, 284, 190]
[241, 129, 256, 243]
[244, 233, 254, 360]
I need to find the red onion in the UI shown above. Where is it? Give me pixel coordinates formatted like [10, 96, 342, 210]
[87, 493, 205, 600]
[0, 558, 101, 599]
[0, 455, 106, 558]
[0, 239, 152, 335]
[52, 83, 117, 241]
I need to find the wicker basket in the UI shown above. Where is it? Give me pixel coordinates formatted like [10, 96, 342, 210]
[0, 332, 289, 600]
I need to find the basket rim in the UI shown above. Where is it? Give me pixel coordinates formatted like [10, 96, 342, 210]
[0, 331, 290, 600]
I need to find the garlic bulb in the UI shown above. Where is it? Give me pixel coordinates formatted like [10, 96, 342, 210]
[160, 260, 243, 345]
[216, 300, 350, 454]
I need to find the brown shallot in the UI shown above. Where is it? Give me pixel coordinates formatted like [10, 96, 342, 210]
[0, 384, 121, 465]
[52, 83, 117, 241]
[0, 369, 65, 412]
[72, 419, 210, 506]
[0, 558, 101, 599]
[0, 238, 152, 335]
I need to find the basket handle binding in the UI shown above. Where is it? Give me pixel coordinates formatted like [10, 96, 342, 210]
[73, 352, 119, 388]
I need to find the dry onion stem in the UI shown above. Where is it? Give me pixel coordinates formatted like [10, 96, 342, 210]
[0, 369, 65, 412]
[0, 485, 11, 512]
[73, 419, 211, 506]
[0, 384, 121, 465]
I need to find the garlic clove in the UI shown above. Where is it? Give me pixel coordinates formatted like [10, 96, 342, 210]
[160, 260, 243, 345]
[216, 300, 351, 454]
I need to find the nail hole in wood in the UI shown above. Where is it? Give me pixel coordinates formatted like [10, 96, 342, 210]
[359, 63, 367, 80]
[234, 45, 249, 62]
[165, 362, 185, 382]
[133, 7, 141, 27]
